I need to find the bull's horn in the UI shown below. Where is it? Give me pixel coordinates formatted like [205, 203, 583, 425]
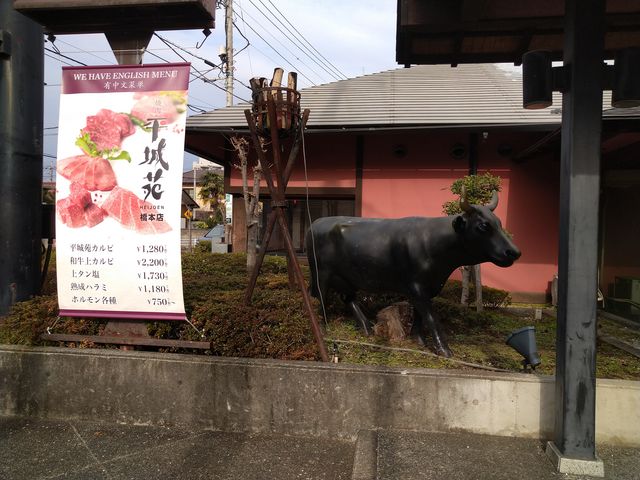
[487, 190, 499, 211]
[459, 186, 472, 212]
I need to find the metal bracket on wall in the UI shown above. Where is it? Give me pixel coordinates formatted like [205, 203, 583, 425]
[0, 30, 11, 58]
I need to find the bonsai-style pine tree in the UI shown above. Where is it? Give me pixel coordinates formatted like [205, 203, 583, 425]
[443, 172, 502, 311]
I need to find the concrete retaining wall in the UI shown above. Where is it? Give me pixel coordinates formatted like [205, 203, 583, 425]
[1, 345, 638, 445]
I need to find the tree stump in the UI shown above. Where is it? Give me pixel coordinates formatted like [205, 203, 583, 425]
[373, 302, 414, 343]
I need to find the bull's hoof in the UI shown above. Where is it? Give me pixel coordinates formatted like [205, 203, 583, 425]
[411, 333, 428, 347]
[435, 346, 453, 358]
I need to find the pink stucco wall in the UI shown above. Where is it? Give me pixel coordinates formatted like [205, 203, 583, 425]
[188, 127, 639, 302]
[361, 131, 560, 299]
[229, 134, 356, 189]
[193, 129, 562, 299]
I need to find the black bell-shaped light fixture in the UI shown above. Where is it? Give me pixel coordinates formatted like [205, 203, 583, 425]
[612, 48, 640, 108]
[506, 326, 542, 371]
[523, 50, 553, 109]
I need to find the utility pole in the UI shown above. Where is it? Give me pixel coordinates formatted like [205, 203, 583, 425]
[225, 0, 234, 107]
[0, 0, 44, 313]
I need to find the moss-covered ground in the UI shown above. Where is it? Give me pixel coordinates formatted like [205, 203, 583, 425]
[0, 251, 638, 379]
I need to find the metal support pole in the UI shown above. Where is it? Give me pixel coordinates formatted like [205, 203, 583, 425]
[0, 0, 43, 313]
[547, 0, 605, 473]
[101, 29, 155, 341]
[225, 0, 234, 107]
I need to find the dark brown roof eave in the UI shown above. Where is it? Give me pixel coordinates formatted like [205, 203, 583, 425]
[186, 122, 565, 135]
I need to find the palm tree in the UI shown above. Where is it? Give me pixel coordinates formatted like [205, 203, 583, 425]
[198, 171, 225, 225]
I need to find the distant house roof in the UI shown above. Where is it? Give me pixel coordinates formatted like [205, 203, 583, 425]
[181, 190, 199, 209]
[182, 165, 223, 185]
[186, 64, 640, 133]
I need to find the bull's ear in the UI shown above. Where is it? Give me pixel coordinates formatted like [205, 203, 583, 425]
[453, 215, 466, 233]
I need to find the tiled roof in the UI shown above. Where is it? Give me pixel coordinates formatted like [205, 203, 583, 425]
[186, 63, 639, 133]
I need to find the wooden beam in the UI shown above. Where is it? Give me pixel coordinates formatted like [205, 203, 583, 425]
[512, 128, 561, 162]
[601, 131, 640, 154]
[41, 333, 212, 350]
[598, 334, 640, 359]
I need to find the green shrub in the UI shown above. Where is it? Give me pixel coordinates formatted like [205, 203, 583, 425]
[0, 253, 503, 360]
[0, 295, 104, 345]
[438, 280, 511, 308]
[194, 240, 211, 253]
[187, 289, 318, 360]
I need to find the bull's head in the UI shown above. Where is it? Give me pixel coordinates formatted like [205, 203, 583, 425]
[453, 188, 521, 267]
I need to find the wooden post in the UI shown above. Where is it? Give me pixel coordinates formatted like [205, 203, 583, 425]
[243, 103, 329, 363]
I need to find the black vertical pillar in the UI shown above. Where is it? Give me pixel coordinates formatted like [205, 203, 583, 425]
[553, 0, 604, 460]
[0, 0, 44, 313]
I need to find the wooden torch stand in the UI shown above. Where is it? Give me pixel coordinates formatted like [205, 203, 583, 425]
[243, 94, 329, 362]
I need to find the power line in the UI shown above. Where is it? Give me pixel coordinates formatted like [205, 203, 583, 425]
[55, 38, 115, 64]
[155, 34, 190, 63]
[145, 47, 250, 104]
[241, 0, 330, 83]
[265, 0, 347, 80]
[232, 8, 317, 86]
[193, 69, 251, 103]
[189, 67, 217, 83]
[45, 52, 75, 67]
[256, 3, 345, 82]
[232, 19, 250, 57]
[187, 104, 208, 113]
[154, 32, 252, 104]
[233, 76, 251, 89]
[144, 50, 222, 108]
[248, 0, 341, 82]
[154, 33, 222, 70]
[235, 0, 254, 76]
[44, 47, 88, 66]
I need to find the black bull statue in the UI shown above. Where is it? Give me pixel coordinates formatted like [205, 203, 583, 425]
[305, 191, 521, 357]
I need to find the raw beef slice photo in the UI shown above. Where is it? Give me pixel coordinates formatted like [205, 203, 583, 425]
[82, 109, 135, 151]
[101, 186, 171, 235]
[57, 182, 106, 228]
[131, 93, 182, 125]
[57, 155, 117, 191]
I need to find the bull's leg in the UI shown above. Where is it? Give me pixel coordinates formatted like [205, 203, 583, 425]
[409, 312, 428, 347]
[411, 299, 452, 357]
[348, 300, 372, 336]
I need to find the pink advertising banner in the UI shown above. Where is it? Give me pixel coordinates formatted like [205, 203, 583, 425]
[55, 63, 191, 320]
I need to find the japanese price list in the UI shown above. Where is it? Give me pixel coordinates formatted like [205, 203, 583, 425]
[135, 243, 176, 307]
[68, 243, 117, 306]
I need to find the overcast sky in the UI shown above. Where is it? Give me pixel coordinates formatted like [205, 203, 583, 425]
[42, 0, 401, 175]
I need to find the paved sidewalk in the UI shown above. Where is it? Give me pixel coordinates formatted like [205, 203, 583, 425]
[1, 416, 639, 479]
[369, 430, 640, 480]
[0, 417, 355, 480]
